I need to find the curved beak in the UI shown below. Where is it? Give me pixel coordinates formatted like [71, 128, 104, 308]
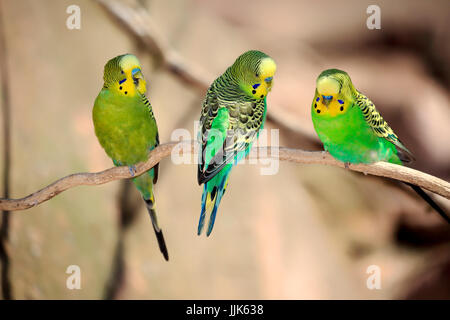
[322, 95, 333, 107]
[131, 67, 145, 85]
[131, 67, 147, 93]
[131, 67, 141, 77]
[264, 77, 273, 91]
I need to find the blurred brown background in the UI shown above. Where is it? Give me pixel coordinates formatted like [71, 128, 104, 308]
[0, 0, 449, 299]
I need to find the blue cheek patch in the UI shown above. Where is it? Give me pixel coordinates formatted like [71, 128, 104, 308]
[252, 83, 261, 89]
[316, 97, 320, 102]
[338, 99, 344, 104]
[119, 78, 127, 84]
[264, 77, 273, 82]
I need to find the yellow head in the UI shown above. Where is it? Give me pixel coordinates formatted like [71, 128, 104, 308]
[312, 69, 355, 117]
[231, 50, 277, 99]
[103, 54, 146, 97]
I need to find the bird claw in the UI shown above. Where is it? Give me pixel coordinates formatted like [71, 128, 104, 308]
[344, 162, 350, 169]
[113, 159, 123, 167]
[128, 165, 137, 177]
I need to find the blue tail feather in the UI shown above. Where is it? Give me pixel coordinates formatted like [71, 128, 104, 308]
[198, 168, 231, 236]
[198, 149, 248, 236]
[197, 185, 208, 235]
[206, 180, 227, 237]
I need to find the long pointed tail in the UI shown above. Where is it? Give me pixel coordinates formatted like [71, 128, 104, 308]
[405, 182, 450, 224]
[132, 170, 169, 261]
[198, 171, 230, 236]
[144, 198, 169, 261]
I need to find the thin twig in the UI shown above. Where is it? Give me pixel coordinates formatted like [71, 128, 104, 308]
[95, 0, 319, 145]
[0, 141, 448, 212]
[0, 0, 13, 300]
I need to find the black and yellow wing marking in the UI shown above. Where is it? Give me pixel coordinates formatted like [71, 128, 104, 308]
[197, 84, 266, 185]
[355, 92, 415, 163]
[142, 94, 159, 183]
[152, 132, 159, 184]
[142, 94, 156, 120]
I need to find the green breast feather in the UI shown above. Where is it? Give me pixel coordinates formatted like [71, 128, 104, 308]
[312, 100, 401, 164]
[93, 89, 158, 165]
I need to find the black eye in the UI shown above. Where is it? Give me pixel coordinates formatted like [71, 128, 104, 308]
[255, 72, 259, 77]
[121, 70, 124, 74]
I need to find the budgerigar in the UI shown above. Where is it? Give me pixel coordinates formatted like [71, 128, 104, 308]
[311, 68, 449, 223]
[197, 50, 277, 236]
[93, 54, 169, 260]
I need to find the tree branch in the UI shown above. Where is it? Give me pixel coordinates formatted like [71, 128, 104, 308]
[0, 0, 13, 300]
[96, 0, 209, 92]
[0, 141, 448, 212]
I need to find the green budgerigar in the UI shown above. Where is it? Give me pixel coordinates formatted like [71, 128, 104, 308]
[93, 54, 169, 260]
[197, 50, 277, 236]
[311, 68, 449, 223]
